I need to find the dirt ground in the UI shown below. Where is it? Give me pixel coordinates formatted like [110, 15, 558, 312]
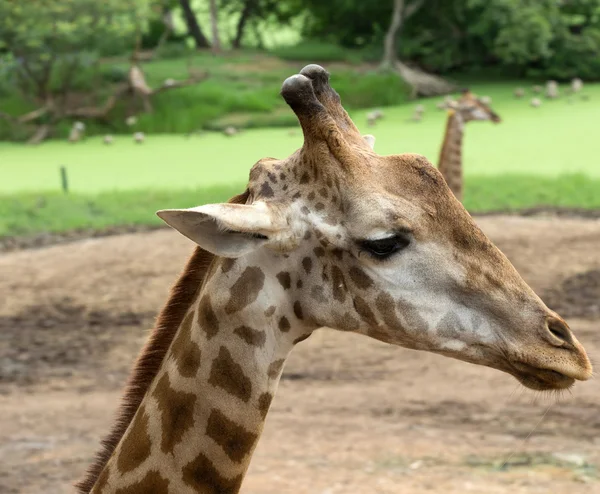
[1, 215, 599, 494]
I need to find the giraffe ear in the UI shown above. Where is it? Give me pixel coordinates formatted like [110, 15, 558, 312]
[156, 202, 280, 257]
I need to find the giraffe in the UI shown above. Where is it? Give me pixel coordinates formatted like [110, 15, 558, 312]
[437, 89, 501, 202]
[78, 65, 591, 494]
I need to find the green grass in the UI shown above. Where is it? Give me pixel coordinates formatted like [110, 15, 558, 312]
[1, 174, 599, 238]
[2, 78, 600, 238]
[2, 81, 599, 194]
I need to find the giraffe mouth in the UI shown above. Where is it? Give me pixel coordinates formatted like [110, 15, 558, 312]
[509, 362, 575, 391]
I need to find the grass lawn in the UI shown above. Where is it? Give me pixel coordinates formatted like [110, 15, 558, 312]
[2, 80, 599, 194]
[1, 79, 599, 237]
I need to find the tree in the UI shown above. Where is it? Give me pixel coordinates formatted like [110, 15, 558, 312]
[381, 0, 453, 97]
[0, 0, 208, 143]
[209, 0, 222, 53]
[179, 0, 211, 48]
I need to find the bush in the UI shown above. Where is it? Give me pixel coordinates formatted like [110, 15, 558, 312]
[270, 40, 365, 63]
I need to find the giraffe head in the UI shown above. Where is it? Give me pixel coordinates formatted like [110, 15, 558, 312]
[159, 65, 590, 392]
[447, 89, 501, 123]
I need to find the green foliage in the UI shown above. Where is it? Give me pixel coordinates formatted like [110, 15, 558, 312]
[289, 0, 600, 79]
[0, 0, 151, 100]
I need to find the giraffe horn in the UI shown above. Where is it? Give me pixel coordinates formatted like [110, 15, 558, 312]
[299, 64, 361, 135]
[281, 72, 364, 165]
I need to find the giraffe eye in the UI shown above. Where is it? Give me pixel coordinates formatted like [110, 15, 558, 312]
[358, 234, 410, 260]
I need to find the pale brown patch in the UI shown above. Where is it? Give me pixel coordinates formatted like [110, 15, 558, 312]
[234, 325, 266, 347]
[353, 296, 378, 327]
[116, 405, 152, 474]
[302, 257, 313, 274]
[205, 408, 259, 463]
[114, 470, 170, 494]
[376, 293, 405, 331]
[171, 311, 201, 378]
[225, 267, 265, 314]
[348, 266, 373, 290]
[153, 373, 197, 453]
[268, 359, 286, 379]
[183, 453, 243, 494]
[208, 347, 253, 402]
[278, 316, 291, 332]
[221, 258, 236, 273]
[293, 301, 304, 320]
[198, 295, 219, 340]
[258, 392, 274, 418]
[276, 272, 291, 290]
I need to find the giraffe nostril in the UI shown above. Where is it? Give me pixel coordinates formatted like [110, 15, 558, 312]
[546, 317, 574, 347]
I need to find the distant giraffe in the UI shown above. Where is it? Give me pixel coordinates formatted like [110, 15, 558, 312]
[437, 90, 501, 202]
[78, 66, 590, 494]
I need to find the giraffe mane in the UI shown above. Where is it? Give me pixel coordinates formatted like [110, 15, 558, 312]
[76, 190, 250, 493]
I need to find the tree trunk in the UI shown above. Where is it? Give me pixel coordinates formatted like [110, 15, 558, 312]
[179, 0, 211, 49]
[209, 0, 222, 53]
[233, 0, 255, 49]
[382, 0, 405, 69]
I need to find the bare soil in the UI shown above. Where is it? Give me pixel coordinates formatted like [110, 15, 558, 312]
[1, 216, 599, 494]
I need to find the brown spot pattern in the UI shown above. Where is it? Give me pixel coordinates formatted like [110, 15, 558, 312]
[397, 298, 428, 332]
[114, 470, 170, 494]
[436, 312, 463, 338]
[234, 325, 266, 347]
[183, 453, 243, 494]
[313, 246, 325, 257]
[293, 301, 304, 320]
[209, 347, 252, 402]
[260, 181, 274, 198]
[171, 312, 201, 378]
[268, 359, 286, 379]
[225, 267, 265, 314]
[376, 293, 405, 331]
[198, 296, 219, 340]
[221, 258, 236, 273]
[276, 272, 291, 290]
[331, 265, 346, 302]
[205, 408, 258, 463]
[258, 392, 274, 418]
[264, 305, 276, 317]
[348, 267, 373, 290]
[116, 406, 152, 474]
[333, 312, 360, 331]
[278, 316, 291, 332]
[302, 257, 313, 274]
[353, 296, 378, 327]
[153, 373, 197, 453]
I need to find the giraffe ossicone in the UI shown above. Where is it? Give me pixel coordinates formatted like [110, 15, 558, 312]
[79, 65, 592, 494]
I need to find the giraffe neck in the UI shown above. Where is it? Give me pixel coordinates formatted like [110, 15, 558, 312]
[91, 255, 309, 493]
[438, 112, 465, 202]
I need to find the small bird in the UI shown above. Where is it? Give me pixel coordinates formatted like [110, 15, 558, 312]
[514, 87, 525, 98]
[103, 135, 114, 145]
[532, 85, 543, 94]
[133, 131, 145, 143]
[530, 98, 542, 108]
[126, 116, 138, 126]
[545, 80, 559, 99]
[366, 109, 384, 127]
[68, 121, 86, 143]
[223, 126, 238, 137]
[571, 78, 583, 93]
